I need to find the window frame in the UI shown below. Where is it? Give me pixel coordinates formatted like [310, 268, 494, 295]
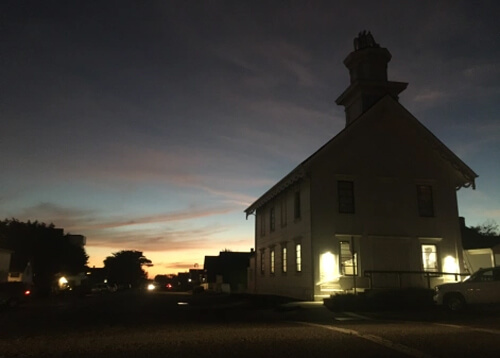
[269, 207, 275, 232]
[260, 250, 265, 275]
[280, 199, 287, 227]
[270, 248, 275, 274]
[295, 243, 302, 272]
[282, 245, 287, 273]
[421, 244, 439, 272]
[294, 191, 301, 220]
[338, 180, 355, 214]
[260, 212, 266, 237]
[417, 185, 434, 217]
[339, 240, 357, 276]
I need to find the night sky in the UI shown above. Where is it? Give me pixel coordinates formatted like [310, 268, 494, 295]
[2, 1, 499, 277]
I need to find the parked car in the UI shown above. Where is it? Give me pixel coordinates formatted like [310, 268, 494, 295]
[91, 283, 117, 294]
[0, 282, 32, 308]
[434, 267, 500, 311]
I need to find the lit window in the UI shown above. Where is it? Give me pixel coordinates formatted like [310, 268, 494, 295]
[339, 241, 357, 275]
[295, 243, 302, 272]
[280, 199, 287, 227]
[417, 185, 434, 217]
[338, 181, 355, 213]
[422, 244, 438, 272]
[270, 207, 275, 232]
[282, 246, 287, 273]
[260, 250, 265, 274]
[294, 191, 301, 220]
[270, 249, 275, 274]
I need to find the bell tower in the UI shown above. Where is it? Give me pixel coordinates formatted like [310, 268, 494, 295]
[336, 31, 408, 127]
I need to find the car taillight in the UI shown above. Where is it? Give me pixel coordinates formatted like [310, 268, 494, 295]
[24, 290, 31, 296]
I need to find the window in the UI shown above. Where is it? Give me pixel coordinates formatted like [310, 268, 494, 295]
[417, 185, 434, 217]
[295, 243, 302, 272]
[260, 213, 266, 237]
[282, 245, 287, 273]
[269, 207, 275, 232]
[339, 241, 357, 275]
[280, 199, 287, 227]
[260, 250, 265, 274]
[270, 249, 275, 274]
[338, 181, 355, 213]
[421, 244, 438, 272]
[294, 191, 301, 219]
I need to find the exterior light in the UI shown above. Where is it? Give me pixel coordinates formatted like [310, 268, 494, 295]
[443, 256, 458, 273]
[320, 252, 336, 283]
[59, 277, 68, 285]
[58, 276, 69, 290]
[443, 256, 459, 282]
[147, 283, 155, 291]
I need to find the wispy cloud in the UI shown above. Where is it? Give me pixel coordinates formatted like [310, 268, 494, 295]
[9, 201, 239, 243]
[14, 202, 96, 231]
[412, 90, 449, 105]
[155, 261, 200, 270]
[88, 207, 236, 230]
[87, 225, 230, 252]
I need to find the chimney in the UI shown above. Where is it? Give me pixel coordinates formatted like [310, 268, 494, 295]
[336, 31, 408, 126]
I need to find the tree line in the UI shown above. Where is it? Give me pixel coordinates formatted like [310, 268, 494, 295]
[1, 219, 152, 294]
[0, 219, 88, 294]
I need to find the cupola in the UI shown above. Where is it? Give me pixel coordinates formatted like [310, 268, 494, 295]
[336, 31, 408, 126]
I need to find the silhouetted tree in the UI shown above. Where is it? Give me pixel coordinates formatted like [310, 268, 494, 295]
[470, 219, 499, 237]
[0, 219, 89, 295]
[103, 250, 152, 288]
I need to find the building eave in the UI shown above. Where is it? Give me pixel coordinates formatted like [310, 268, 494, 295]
[245, 166, 306, 218]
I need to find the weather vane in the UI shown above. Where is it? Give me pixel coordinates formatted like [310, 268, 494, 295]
[354, 30, 380, 50]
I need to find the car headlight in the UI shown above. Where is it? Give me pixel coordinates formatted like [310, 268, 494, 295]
[147, 284, 155, 291]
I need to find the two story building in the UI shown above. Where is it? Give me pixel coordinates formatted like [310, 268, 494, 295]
[244, 32, 477, 301]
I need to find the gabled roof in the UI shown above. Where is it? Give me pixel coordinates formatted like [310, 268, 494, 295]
[244, 95, 478, 217]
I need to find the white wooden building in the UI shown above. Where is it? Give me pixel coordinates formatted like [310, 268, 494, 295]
[245, 32, 477, 300]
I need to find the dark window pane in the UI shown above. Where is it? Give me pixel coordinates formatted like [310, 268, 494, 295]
[338, 181, 355, 213]
[294, 191, 301, 219]
[417, 185, 434, 217]
[270, 207, 275, 232]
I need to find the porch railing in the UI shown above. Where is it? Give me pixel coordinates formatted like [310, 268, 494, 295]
[364, 270, 470, 289]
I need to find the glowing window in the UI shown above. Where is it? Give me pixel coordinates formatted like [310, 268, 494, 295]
[295, 243, 302, 272]
[339, 241, 357, 275]
[422, 244, 438, 272]
[270, 249, 275, 274]
[282, 246, 287, 273]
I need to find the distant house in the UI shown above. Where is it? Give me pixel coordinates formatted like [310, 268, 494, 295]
[461, 217, 500, 272]
[203, 251, 253, 293]
[244, 32, 477, 301]
[0, 247, 13, 282]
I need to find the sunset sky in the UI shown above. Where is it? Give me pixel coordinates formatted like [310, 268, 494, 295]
[2, 1, 499, 278]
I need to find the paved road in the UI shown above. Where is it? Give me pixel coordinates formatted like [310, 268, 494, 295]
[1, 291, 500, 357]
